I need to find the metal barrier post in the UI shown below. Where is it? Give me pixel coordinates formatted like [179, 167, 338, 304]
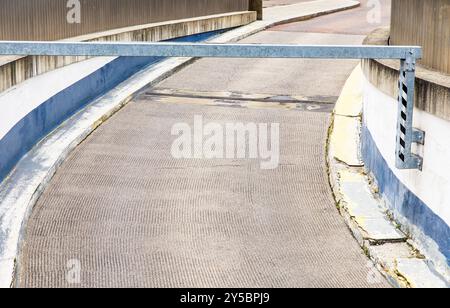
[396, 52, 425, 170]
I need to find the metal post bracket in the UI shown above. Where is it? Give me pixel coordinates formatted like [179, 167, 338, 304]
[412, 129, 425, 145]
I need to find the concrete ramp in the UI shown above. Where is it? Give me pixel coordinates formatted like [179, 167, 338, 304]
[18, 95, 388, 288]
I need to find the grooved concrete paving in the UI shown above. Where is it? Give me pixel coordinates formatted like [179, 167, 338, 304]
[18, 3, 392, 288]
[19, 98, 388, 288]
[158, 31, 365, 97]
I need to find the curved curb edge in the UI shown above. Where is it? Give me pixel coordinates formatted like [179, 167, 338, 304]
[327, 64, 449, 288]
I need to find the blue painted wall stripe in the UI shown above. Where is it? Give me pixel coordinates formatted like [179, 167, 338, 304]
[362, 124, 450, 264]
[0, 29, 228, 182]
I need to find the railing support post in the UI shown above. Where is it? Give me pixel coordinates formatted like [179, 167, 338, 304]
[395, 51, 425, 170]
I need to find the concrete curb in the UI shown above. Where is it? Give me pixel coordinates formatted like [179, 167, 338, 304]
[327, 65, 449, 288]
[0, 0, 362, 288]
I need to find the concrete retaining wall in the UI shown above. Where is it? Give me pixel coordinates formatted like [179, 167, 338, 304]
[390, 0, 450, 74]
[0, 0, 249, 41]
[0, 11, 256, 94]
[361, 29, 450, 272]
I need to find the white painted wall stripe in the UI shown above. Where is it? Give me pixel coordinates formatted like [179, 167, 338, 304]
[0, 56, 116, 141]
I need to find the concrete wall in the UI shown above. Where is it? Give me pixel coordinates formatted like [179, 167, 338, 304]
[390, 0, 450, 74]
[362, 29, 450, 272]
[0, 11, 256, 94]
[0, 0, 249, 41]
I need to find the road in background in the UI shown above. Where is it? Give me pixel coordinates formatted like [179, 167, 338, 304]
[270, 0, 391, 35]
[158, 0, 391, 97]
[264, 0, 315, 8]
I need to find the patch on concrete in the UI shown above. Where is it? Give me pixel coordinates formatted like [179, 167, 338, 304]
[328, 64, 364, 167]
[338, 170, 406, 243]
[0, 56, 196, 288]
[335, 64, 363, 117]
[143, 91, 334, 112]
[146, 88, 338, 105]
[330, 116, 363, 166]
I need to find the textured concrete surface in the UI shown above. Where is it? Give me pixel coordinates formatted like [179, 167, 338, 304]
[17, 1, 393, 288]
[0, 56, 198, 288]
[19, 99, 388, 288]
[331, 115, 363, 166]
[334, 65, 363, 117]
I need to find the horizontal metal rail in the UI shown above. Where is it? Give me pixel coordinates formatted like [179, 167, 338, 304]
[0, 41, 425, 170]
[0, 41, 422, 59]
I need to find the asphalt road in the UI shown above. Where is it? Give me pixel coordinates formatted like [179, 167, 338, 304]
[269, 0, 391, 35]
[18, 3, 392, 288]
